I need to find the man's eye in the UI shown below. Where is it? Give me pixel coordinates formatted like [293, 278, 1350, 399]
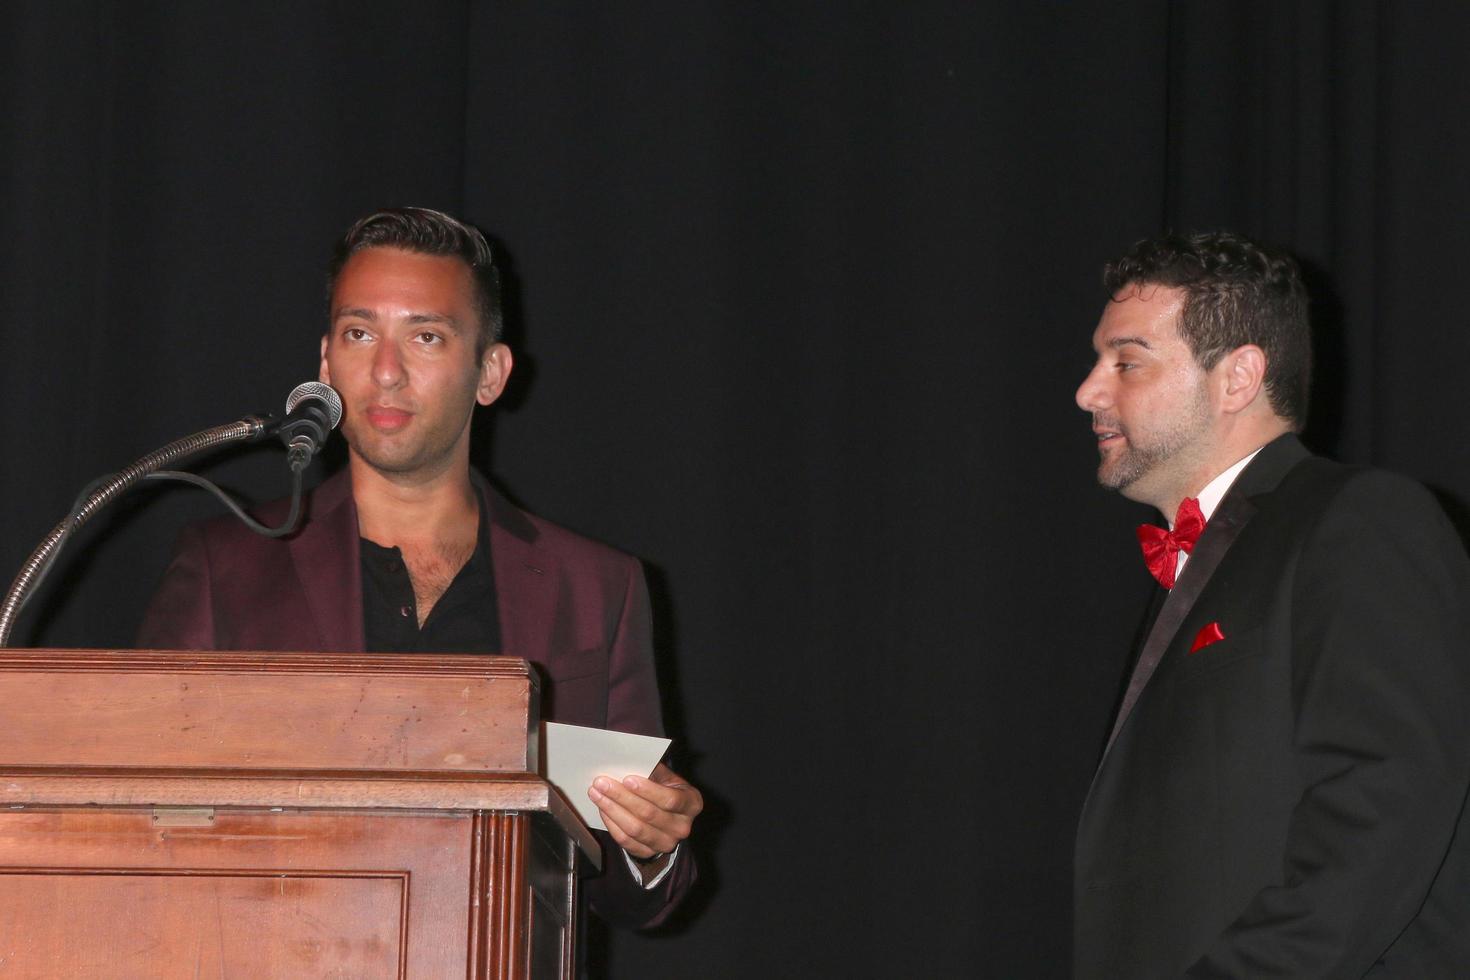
[416, 331, 442, 345]
[344, 327, 370, 342]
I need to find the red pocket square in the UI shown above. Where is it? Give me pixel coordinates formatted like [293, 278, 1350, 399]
[1189, 622, 1225, 653]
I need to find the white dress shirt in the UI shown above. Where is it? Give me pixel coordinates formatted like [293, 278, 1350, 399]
[1172, 447, 1264, 580]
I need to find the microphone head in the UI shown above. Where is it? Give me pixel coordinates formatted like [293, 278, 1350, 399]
[284, 381, 343, 430]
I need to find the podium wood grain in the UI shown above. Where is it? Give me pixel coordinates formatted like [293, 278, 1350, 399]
[0, 650, 590, 978]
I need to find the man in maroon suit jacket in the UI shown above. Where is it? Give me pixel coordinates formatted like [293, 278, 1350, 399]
[138, 207, 699, 930]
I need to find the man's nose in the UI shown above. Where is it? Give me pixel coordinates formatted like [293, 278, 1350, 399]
[1075, 365, 1109, 413]
[372, 340, 406, 388]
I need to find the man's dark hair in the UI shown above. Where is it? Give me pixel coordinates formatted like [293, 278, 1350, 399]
[1104, 231, 1311, 429]
[328, 207, 504, 352]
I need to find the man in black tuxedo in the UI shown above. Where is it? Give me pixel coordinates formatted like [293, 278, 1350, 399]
[1073, 232, 1470, 978]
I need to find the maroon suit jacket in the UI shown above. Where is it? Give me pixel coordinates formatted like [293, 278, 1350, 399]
[137, 468, 694, 929]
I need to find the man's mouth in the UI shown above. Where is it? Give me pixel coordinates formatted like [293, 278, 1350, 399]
[365, 406, 414, 432]
[1092, 422, 1125, 449]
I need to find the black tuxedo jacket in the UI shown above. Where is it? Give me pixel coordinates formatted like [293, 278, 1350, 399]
[1075, 435, 1470, 978]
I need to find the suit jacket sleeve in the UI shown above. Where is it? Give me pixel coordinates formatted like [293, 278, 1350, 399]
[136, 524, 217, 650]
[1188, 472, 1470, 978]
[581, 556, 697, 930]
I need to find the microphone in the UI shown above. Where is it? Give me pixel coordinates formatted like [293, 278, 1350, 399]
[277, 381, 343, 469]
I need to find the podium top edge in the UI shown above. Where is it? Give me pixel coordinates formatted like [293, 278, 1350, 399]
[0, 649, 537, 678]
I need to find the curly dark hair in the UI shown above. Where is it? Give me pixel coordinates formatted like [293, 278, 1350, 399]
[328, 207, 504, 352]
[1104, 232, 1311, 429]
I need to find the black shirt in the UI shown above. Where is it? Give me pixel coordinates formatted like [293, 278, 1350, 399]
[359, 504, 502, 653]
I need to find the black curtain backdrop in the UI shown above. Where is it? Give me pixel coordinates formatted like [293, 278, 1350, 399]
[5, 3, 1470, 977]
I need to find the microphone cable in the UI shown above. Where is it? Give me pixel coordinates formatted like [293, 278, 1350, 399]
[0, 382, 340, 647]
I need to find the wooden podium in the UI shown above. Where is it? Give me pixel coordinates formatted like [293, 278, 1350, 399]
[0, 649, 598, 978]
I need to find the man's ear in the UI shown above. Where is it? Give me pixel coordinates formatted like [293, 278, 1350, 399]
[318, 335, 331, 385]
[1218, 344, 1267, 415]
[476, 343, 514, 406]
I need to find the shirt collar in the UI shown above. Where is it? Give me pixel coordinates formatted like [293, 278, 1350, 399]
[1181, 446, 1265, 526]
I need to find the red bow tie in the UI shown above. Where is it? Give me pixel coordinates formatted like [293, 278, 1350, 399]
[1137, 497, 1206, 589]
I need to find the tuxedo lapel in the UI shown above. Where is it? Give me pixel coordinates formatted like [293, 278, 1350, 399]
[1095, 434, 1312, 767]
[287, 470, 364, 652]
[1098, 491, 1255, 761]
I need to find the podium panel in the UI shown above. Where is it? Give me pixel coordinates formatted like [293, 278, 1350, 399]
[0, 651, 594, 979]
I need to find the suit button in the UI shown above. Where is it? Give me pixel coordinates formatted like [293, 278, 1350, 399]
[399, 605, 412, 618]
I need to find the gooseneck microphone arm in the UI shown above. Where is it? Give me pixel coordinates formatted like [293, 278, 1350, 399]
[0, 415, 273, 648]
[0, 382, 343, 649]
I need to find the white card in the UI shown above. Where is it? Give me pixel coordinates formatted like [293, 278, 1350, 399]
[542, 721, 671, 831]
